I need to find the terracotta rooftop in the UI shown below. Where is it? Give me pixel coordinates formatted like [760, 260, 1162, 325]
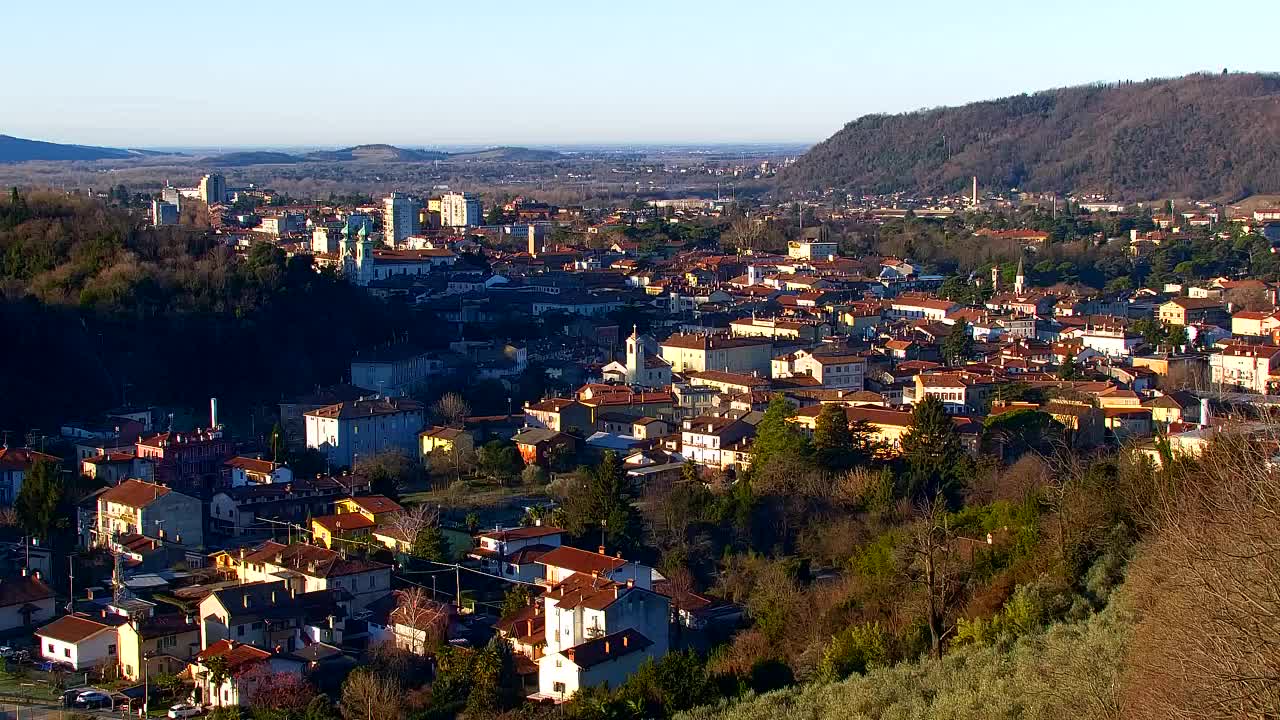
[37, 614, 115, 644]
[99, 479, 173, 509]
[537, 546, 627, 576]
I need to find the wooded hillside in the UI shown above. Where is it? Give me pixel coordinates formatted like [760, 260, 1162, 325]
[780, 73, 1280, 199]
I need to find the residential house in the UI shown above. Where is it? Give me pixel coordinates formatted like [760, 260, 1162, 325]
[1231, 309, 1280, 338]
[467, 526, 565, 583]
[209, 475, 370, 538]
[512, 428, 577, 467]
[680, 416, 753, 470]
[524, 399, 594, 435]
[80, 452, 155, 486]
[117, 614, 200, 681]
[230, 542, 392, 611]
[0, 447, 60, 506]
[788, 351, 866, 390]
[311, 495, 403, 549]
[134, 429, 235, 498]
[419, 426, 474, 467]
[0, 571, 55, 635]
[95, 479, 204, 550]
[1158, 298, 1229, 327]
[659, 334, 773, 375]
[1210, 344, 1280, 394]
[225, 457, 293, 487]
[36, 614, 119, 671]
[197, 580, 346, 653]
[886, 297, 958, 322]
[304, 396, 425, 469]
[533, 566, 669, 701]
[193, 640, 305, 708]
[789, 405, 980, 454]
[911, 374, 994, 415]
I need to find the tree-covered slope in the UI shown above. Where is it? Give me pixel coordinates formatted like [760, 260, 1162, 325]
[780, 72, 1280, 199]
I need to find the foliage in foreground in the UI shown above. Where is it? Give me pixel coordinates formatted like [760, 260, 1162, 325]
[675, 602, 1129, 720]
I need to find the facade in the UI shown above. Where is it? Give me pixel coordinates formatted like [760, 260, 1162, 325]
[134, 429, 235, 498]
[117, 614, 200, 681]
[199, 174, 226, 205]
[1209, 344, 1280, 394]
[680, 416, 753, 469]
[441, 192, 482, 228]
[789, 351, 866, 390]
[96, 479, 204, 549]
[304, 396, 425, 469]
[1158, 298, 1229, 327]
[36, 614, 118, 671]
[230, 542, 392, 611]
[152, 199, 178, 226]
[382, 193, 422, 245]
[350, 348, 442, 394]
[194, 640, 305, 708]
[0, 572, 55, 634]
[468, 526, 565, 583]
[659, 334, 773, 375]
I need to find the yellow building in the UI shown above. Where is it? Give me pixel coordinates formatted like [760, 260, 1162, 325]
[311, 495, 403, 549]
[117, 615, 200, 681]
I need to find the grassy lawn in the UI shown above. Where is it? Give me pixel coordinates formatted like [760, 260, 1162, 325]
[401, 480, 548, 510]
[0, 668, 65, 701]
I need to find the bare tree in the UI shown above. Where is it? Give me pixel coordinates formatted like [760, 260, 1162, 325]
[431, 392, 470, 428]
[390, 587, 448, 655]
[383, 504, 439, 553]
[1122, 428, 1280, 720]
[339, 668, 400, 720]
[897, 498, 961, 660]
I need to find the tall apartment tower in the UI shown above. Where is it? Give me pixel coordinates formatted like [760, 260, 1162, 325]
[440, 192, 482, 228]
[382, 193, 422, 246]
[199, 174, 226, 205]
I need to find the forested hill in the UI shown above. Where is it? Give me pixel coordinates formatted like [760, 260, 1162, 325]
[780, 72, 1280, 199]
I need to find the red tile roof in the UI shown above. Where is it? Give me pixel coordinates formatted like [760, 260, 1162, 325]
[99, 479, 173, 508]
[537, 546, 627, 576]
[37, 614, 115, 644]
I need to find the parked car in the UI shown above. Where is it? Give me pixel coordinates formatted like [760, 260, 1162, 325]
[167, 703, 203, 718]
[74, 690, 112, 709]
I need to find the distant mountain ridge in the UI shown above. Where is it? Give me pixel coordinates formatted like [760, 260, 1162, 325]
[304, 144, 448, 162]
[781, 72, 1280, 199]
[0, 134, 141, 163]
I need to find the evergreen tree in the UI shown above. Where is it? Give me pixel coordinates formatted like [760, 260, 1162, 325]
[750, 395, 811, 472]
[900, 396, 968, 503]
[563, 450, 642, 551]
[412, 524, 449, 562]
[14, 459, 68, 542]
[813, 403, 855, 471]
[943, 318, 975, 366]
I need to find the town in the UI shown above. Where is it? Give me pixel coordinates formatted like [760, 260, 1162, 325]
[4, 165, 1280, 720]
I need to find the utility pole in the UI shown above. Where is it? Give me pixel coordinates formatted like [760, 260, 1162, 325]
[68, 555, 75, 614]
[454, 564, 461, 608]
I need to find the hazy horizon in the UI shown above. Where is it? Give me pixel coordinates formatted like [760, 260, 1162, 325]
[6, 0, 1278, 147]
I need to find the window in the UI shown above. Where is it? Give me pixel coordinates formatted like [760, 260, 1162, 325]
[237, 625, 245, 637]
[47, 643, 54, 653]
[252, 622, 263, 630]
[108, 644, 116, 655]
[64, 648, 71, 657]
[553, 682, 566, 693]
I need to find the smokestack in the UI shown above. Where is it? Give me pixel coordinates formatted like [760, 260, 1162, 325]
[211, 397, 220, 428]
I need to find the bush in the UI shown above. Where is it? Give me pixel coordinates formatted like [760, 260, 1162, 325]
[816, 623, 889, 681]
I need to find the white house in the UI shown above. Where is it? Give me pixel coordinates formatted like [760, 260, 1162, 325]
[1079, 327, 1143, 358]
[468, 526, 565, 583]
[36, 614, 119, 671]
[680, 417, 752, 470]
[194, 640, 305, 708]
[532, 567, 669, 701]
[0, 572, 55, 635]
[304, 396, 425, 469]
[1209, 344, 1280, 394]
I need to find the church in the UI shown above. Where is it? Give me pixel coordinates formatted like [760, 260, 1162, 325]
[601, 327, 672, 388]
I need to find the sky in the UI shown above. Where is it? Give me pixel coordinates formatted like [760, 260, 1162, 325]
[4, 0, 1277, 148]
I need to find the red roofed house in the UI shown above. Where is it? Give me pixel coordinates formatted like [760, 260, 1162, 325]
[0, 447, 60, 507]
[468, 526, 565, 583]
[194, 639, 304, 708]
[96, 479, 204, 549]
[36, 613, 119, 671]
[0, 570, 55, 634]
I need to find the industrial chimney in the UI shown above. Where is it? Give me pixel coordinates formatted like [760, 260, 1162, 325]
[210, 397, 220, 428]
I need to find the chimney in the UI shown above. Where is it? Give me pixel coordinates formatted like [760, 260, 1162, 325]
[32, 571, 40, 581]
[622, 634, 629, 647]
[243, 594, 250, 608]
[527, 619, 534, 636]
[210, 397, 219, 428]
[20, 567, 26, 577]
[626, 578, 634, 589]
[598, 545, 606, 556]
[604, 641, 611, 654]
[271, 590, 277, 604]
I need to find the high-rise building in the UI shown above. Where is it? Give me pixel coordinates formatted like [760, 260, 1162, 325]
[199, 174, 226, 205]
[152, 198, 179, 226]
[382, 193, 422, 246]
[440, 192, 482, 228]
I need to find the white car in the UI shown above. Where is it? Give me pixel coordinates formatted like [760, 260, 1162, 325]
[168, 703, 203, 719]
[74, 691, 112, 709]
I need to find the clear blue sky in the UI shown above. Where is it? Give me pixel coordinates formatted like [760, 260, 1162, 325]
[4, 0, 1275, 148]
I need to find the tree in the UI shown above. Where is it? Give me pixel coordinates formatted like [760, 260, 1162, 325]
[352, 450, 417, 499]
[1058, 354, 1083, 379]
[15, 459, 69, 544]
[243, 665, 314, 717]
[269, 423, 285, 463]
[561, 451, 642, 552]
[390, 587, 448, 654]
[942, 318, 975, 366]
[303, 695, 339, 720]
[476, 440, 524, 482]
[900, 396, 968, 503]
[749, 395, 811, 473]
[897, 499, 961, 661]
[817, 622, 889, 681]
[813, 403, 855, 471]
[500, 585, 533, 620]
[431, 392, 470, 427]
[983, 408, 1060, 460]
[339, 669, 400, 720]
